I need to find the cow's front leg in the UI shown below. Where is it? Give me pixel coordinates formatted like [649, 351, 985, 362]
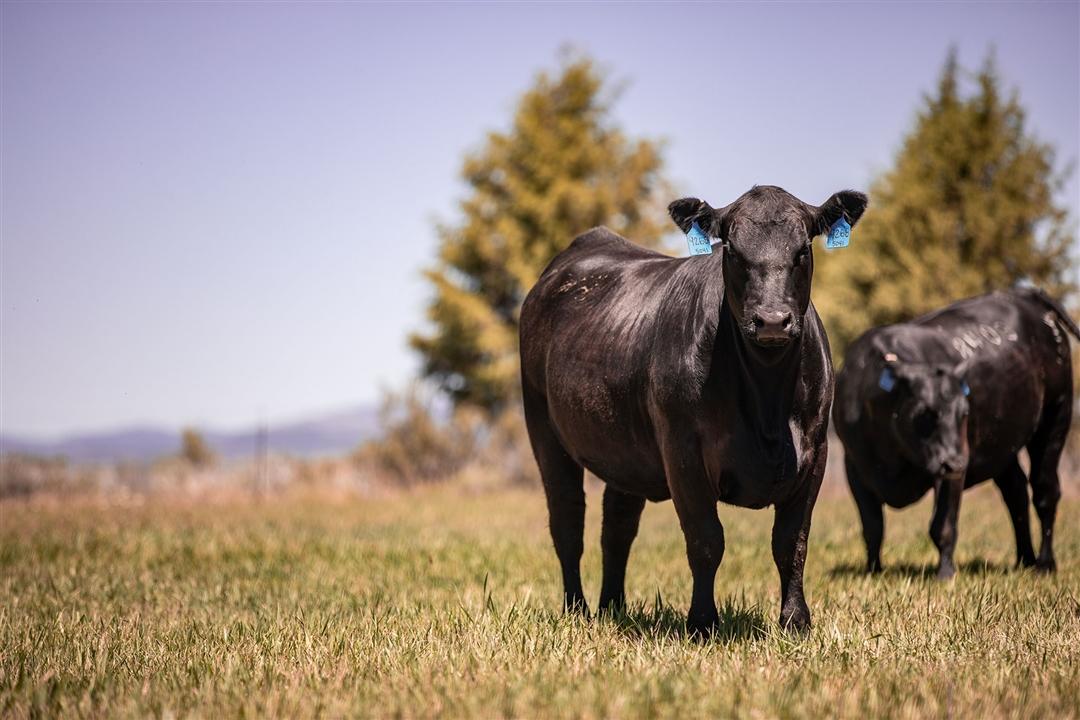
[845, 456, 884, 573]
[675, 501, 725, 638]
[661, 435, 724, 638]
[772, 449, 825, 633]
[929, 473, 964, 579]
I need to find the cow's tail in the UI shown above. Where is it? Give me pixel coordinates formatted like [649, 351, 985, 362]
[1016, 286, 1080, 341]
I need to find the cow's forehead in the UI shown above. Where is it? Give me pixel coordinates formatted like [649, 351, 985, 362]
[729, 186, 808, 218]
[726, 187, 812, 252]
[895, 364, 961, 402]
[728, 214, 808, 257]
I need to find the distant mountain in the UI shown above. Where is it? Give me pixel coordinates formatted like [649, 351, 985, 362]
[0, 405, 379, 464]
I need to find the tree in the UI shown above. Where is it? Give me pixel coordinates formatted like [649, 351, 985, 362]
[815, 50, 1075, 357]
[179, 428, 215, 468]
[352, 385, 479, 486]
[410, 56, 671, 412]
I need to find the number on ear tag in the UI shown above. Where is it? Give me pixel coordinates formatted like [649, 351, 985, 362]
[826, 217, 851, 249]
[686, 222, 713, 256]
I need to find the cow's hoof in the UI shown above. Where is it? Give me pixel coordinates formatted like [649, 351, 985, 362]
[779, 608, 811, 635]
[686, 609, 718, 640]
[935, 564, 956, 581]
[867, 559, 883, 575]
[597, 594, 626, 616]
[564, 596, 591, 618]
[1034, 558, 1057, 574]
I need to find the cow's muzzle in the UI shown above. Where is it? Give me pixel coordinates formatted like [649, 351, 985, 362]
[933, 454, 968, 480]
[747, 309, 798, 347]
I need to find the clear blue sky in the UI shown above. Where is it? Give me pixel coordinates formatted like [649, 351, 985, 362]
[2, 2, 1077, 438]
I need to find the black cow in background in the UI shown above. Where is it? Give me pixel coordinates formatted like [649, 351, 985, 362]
[519, 185, 867, 635]
[834, 288, 1077, 578]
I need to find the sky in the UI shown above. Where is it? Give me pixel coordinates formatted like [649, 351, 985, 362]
[2, 2, 1078, 438]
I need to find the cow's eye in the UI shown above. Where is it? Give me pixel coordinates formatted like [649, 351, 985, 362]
[913, 409, 938, 439]
[794, 245, 810, 265]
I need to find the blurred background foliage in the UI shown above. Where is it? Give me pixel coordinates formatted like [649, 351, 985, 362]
[409, 56, 671, 413]
[815, 49, 1075, 356]
[351, 383, 538, 488]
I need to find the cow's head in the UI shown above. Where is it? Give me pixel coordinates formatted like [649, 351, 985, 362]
[669, 186, 866, 350]
[877, 359, 971, 478]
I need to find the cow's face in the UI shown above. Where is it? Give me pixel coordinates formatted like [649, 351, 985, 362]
[880, 361, 970, 478]
[669, 186, 867, 349]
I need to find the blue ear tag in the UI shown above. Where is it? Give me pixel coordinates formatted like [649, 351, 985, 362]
[686, 221, 713, 256]
[878, 367, 896, 392]
[961, 381, 971, 397]
[826, 216, 851, 249]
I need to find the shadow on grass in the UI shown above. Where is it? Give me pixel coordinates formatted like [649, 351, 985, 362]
[601, 596, 769, 644]
[828, 557, 1015, 579]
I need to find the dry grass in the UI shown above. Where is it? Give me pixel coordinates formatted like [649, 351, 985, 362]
[1, 481, 1078, 718]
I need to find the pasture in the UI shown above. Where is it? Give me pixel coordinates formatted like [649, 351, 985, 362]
[1, 482, 1078, 719]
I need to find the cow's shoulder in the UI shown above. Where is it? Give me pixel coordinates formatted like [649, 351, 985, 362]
[564, 226, 667, 260]
[531, 227, 666, 295]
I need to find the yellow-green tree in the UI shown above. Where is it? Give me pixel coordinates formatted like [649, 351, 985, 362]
[410, 56, 670, 411]
[816, 51, 1075, 356]
[179, 428, 215, 468]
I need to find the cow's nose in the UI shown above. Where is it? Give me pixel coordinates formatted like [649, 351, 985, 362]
[941, 457, 966, 475]
[752, 310, 793, 341]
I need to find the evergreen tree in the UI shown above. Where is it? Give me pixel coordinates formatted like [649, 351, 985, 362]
[411, 56, 670, 411]
[815, 50, 1075, 356]
[179, 428, 215, 468]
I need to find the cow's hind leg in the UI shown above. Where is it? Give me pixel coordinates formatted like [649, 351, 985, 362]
[845, 457, 884, 573]
[598, 486, 646, 613]
[523, 389, 588, 613]
[992, 457, 1037, 568]
[773, 448, 825, 633]
[1027, 391, 1071, 573]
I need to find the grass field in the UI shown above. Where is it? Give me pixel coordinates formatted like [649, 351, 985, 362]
[2, 482, 1078, 718]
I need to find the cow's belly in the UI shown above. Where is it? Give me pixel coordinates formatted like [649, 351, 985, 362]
[967, 406, 1040, 483]
[567, 438, 669, 502]
[546, 381, 670, 501]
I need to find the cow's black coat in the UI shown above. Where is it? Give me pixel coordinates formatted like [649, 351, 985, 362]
[834, 288, 1077, 578]
[520, 185, 867, 634]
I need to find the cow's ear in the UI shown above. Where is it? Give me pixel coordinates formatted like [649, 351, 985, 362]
[878, 366, 897, 393]
[813, 190, 868, 236]
[668, 197, 725, 237]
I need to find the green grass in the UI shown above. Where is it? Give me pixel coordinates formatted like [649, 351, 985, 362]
[1, 483, 1078, 718]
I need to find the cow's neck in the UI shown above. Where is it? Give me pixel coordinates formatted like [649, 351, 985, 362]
[718, 302, 801, 442]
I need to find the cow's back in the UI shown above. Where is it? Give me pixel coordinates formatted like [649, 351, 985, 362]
[919, 291, 1072, 478]
[519, 227, 716, 498]
[521, 228, 665, 388]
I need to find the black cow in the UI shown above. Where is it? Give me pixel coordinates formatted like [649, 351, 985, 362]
[834, 288, 1077, 579]
[519, 185, 867, 634]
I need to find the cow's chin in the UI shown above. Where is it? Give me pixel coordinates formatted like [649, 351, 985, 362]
[740, 328, 799, 364]
[750, 335, 794, 349]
